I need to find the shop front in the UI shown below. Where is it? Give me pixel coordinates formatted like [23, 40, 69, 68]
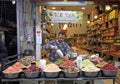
[1, 0, 120, 84]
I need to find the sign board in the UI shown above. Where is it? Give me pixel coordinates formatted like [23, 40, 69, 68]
[46, 10, 83, 24]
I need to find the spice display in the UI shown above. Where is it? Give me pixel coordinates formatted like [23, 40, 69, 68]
[82, 65, 100, 72]
[100, 64, 117, 71]
[3, 62, 24, 74]
[90, 57, 103, 63]
[82, 59, 95, 68]
[60, 60, 76, 68]
[64, 66, 80, 73]
[23, 64, 40, 73]
[18, 56, 35, 66]
[96, 61, 108, 67]
[54, 58, 65, 65]
[44, 63, 61, 72]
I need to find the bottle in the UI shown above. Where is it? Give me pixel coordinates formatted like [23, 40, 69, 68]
[76, 56, 82, 69]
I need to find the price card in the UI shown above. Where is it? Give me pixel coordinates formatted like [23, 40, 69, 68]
[36, 30, 42, 44]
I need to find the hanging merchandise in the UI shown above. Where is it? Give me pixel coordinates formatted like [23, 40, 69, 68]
[59, 23, 61, 29]
[41, 7, 47, 23]
[24, 35, 34, 56]
[22, 0, 27, 39]
[73, 24, 74, 27]
[76, 24, 77, 27]
[32, 2, 36, 21]
[80, 24, 82, 27]
[32, 2, 36, 50]
[61, 29, 67, 33]
[68, 22, 72, 27]
[41, 6, 47, 30]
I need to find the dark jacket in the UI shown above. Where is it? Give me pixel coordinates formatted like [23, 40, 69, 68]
[0, 39, 7, 59]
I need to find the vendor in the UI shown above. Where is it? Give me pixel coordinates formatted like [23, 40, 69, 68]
[42, 31, 71, 62]
[0, 39, 7, 60]
[0, 37, 7, 74]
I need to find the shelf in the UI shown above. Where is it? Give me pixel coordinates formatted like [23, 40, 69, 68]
[113, 43, 120, 46]
[1, 76, 117, 82]
[87, 7, 119, 53]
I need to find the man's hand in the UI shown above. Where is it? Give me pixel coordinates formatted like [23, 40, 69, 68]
[52, 46, 58, 50]
[63, 55, 69, 60]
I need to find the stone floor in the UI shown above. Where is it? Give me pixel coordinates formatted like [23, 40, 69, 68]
[19, 79, 118, 84]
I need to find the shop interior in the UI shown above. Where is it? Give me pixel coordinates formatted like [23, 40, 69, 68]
[39, 1, 120, 84]
[0, 1, 120, 84]
[39, 2, 120, 61]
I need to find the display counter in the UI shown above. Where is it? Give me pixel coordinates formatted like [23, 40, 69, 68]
[1, 72, 117, 84]
[0, 54, 118, 84]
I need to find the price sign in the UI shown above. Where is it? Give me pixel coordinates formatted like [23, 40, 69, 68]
[36, 30, 42, 44]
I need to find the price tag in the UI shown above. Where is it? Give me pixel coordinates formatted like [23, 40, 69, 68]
[36, 30, 42, 44]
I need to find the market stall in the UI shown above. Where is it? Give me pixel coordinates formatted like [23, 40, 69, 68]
[0, 52, 118, 84]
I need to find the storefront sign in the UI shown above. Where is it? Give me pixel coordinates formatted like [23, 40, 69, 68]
[47, 10, 83, 24]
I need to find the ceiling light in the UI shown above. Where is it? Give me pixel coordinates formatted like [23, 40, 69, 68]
[51, 23, 54, 26]
[52, 7, 56, 10]
[105, 5, 111, 11]
[12, 0, 16, 5]
[81, 7, 85, 10]
[63, 24, 68, 29]
[87, 21, 90, 24]
[94, 15, 98, 19]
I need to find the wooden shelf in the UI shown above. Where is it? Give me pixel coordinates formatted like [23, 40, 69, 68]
[87, 8, 119, 54]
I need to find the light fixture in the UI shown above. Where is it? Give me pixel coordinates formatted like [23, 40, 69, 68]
[94, 15, 98, 19]
[12, 0, 16, 5]
[63, 24, 68, 29]
[105, 5, 111, 11]
[51, 23, 54, 26]
[87, 21, 90, 24]
[81, 7, 85, 10]
[52, 7, 56, 10]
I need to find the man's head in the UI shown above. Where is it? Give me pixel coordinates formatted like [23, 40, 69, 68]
[58, 31, 66, 43]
